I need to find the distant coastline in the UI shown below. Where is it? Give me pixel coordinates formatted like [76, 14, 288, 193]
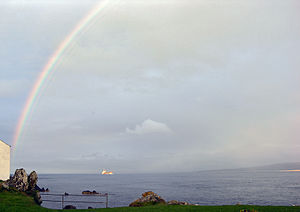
[195, 162, 300, 173]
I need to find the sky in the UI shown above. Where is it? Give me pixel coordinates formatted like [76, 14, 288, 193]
[1, 0, 300, 174]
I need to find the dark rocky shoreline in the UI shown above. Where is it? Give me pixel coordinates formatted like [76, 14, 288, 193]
[0, 169, 191, 210]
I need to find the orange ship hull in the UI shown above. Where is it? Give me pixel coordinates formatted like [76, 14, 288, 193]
[101, 170, 113, 175]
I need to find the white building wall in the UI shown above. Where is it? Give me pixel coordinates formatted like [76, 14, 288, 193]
[0, 140, 10, 180]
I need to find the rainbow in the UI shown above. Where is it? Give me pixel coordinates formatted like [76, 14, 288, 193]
[12, 0, 114, 151]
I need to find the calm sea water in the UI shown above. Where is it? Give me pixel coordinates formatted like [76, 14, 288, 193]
[38, 170, 300, 209]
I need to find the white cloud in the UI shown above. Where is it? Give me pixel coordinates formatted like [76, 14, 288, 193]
[126, 119, 172, 135]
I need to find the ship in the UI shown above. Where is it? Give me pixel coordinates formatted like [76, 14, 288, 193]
[101, 169, 113, 175]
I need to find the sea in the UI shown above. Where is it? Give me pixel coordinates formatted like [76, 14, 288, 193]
[38, 169, 300, 209]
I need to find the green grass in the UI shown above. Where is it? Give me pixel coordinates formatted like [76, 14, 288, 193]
[0, 190, 300, 212]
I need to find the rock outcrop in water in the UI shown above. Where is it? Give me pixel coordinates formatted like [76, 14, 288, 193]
[167, 200, 189, 205]
[129, 191, 166, 207]
[39, 187, 49, 192]
[82, 190, 99, 195]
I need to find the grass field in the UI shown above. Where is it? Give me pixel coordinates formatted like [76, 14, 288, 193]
[0, 190, 300, 212]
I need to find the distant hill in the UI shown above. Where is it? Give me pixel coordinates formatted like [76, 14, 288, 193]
[195, 162, 300, 173]
[240, 162, 300, 171]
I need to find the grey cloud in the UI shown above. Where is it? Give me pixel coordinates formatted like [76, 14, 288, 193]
[0, 79, 30, 97]
[8, 0, 300, 173]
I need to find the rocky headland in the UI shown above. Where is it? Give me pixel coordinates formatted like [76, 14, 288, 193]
[0, 168, 43, 205]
